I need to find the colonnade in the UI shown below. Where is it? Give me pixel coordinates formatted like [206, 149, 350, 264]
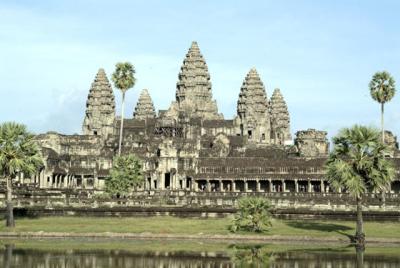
[38, 173, 100, 189]
[144, 174, 193, 191]
[195, 178, 330, 193]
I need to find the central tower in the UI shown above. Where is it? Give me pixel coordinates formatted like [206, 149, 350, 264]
[165, 41, 223, 120]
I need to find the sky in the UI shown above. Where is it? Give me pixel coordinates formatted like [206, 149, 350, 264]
[0, 0, 399, 142]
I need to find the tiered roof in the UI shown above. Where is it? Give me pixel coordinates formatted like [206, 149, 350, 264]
[133, 89, 156, 120]
[269, 88, 291, 142]
[166, 41, 222, 119]
[82, 68, 115, 136]
[237, 68, 269, 119]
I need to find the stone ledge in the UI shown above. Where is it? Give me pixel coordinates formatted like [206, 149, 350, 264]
[0, 231, 399, 245]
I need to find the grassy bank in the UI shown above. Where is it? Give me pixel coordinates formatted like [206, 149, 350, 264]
[0, 216, 399, 240]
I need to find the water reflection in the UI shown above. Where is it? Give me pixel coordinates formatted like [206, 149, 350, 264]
[230, 244, 274, 267]
[1, 241, 400, 268]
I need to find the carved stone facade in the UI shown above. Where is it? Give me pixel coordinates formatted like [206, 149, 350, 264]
[165, 42, 223, 120]
[32, 42, 400, 194]
[384, 130, 400, 157]
[82, 68, 115, 138]
[294, 129, 329, 157]
[236, 68, 271, 144]
[133, 89, 156, 120]
[270, 88, 291, 145]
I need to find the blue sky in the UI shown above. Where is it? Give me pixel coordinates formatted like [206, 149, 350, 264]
[0, 1, 399, 141]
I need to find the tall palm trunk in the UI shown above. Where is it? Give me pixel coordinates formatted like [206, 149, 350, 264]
[118, 91, 126, 156]
[355, 196, 364, 247]
[381, 102, 386, 208]
[381, 103, 385, 143]
[6, 177, 15, 227]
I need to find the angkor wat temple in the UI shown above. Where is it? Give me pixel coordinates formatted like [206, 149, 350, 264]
[30, 41, 400, 195]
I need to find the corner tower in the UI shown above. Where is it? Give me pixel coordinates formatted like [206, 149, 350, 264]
[270, 88, 291, 145]
[82, 68, 115, 137]
[236, 68, 271, 143]
[165, 41, 222, 120]
[133, 89, 156, 120]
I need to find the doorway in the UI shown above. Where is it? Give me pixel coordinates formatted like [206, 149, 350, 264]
[164, 173, 171, 189]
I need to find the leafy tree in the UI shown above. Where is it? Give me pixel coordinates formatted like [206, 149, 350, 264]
[112, 62, 136, 155]
[230, 197, 273, 233]
[105, 154, 143, 196]
[326, 125, 395, 247]
[369, 71, 396, 143]
[0, 122, 43, 227]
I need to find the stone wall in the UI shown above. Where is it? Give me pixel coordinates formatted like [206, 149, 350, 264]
[1, 189, 400, 220]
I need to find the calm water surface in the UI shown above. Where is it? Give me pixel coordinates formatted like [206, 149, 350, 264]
[0, 239, 399, 267]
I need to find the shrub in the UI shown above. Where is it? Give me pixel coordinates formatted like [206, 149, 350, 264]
[230, 197, 273, 233]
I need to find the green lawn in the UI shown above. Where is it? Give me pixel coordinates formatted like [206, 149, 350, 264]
[0, 216, 399, 240]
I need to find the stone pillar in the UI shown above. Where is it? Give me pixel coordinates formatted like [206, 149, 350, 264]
[295, 179, 299, 193]
[48, 175, 52, 188]
[159, 173, 163, 190]
[81, 175, 85, 189]
[170, 174, 175, 190]
[94, 174, 99, 190]
[320, 180, 324, 193]
[232, 180, 236, 192]
[282, 180, 286, 192]
[193, 180, 198, 192]
[42, 171, 46, 188]
[206, 180, 211, 192]
[173, 174, 178, 190]
[244, 180, 248, 192]
[268, 179, 272, 192]
[63, 175, 68, 188]
[39, 170, 45, 188]
[308, 180, 312, 193]
[256, 179, 261, 192]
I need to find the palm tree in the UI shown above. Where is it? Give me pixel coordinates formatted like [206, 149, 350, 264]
[369, 71, 396, 143]
[0, 122, 43, 227]
[231, 197, 273, 232]
[112, 62, 136, 155]
[326, 125, 395, 247]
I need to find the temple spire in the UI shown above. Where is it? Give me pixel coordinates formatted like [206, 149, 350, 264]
[236, 68, 271, 143]
[237, 68, 269, 117]
[82, 68, 115, 137]
[270, 88, 291, 145]
[133, 89, 156, 120]
[165, 41, 222, 119]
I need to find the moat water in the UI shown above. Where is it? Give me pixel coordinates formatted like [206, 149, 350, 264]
[0, 239, 399, 268]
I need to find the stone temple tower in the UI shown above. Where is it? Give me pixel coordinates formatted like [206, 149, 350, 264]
[165, 41, 223, 120]
[82, 68, 115, 137]
[270, 88, 292, 145]
[133, 89, 156, 119]
[236, 68, 271, 143]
